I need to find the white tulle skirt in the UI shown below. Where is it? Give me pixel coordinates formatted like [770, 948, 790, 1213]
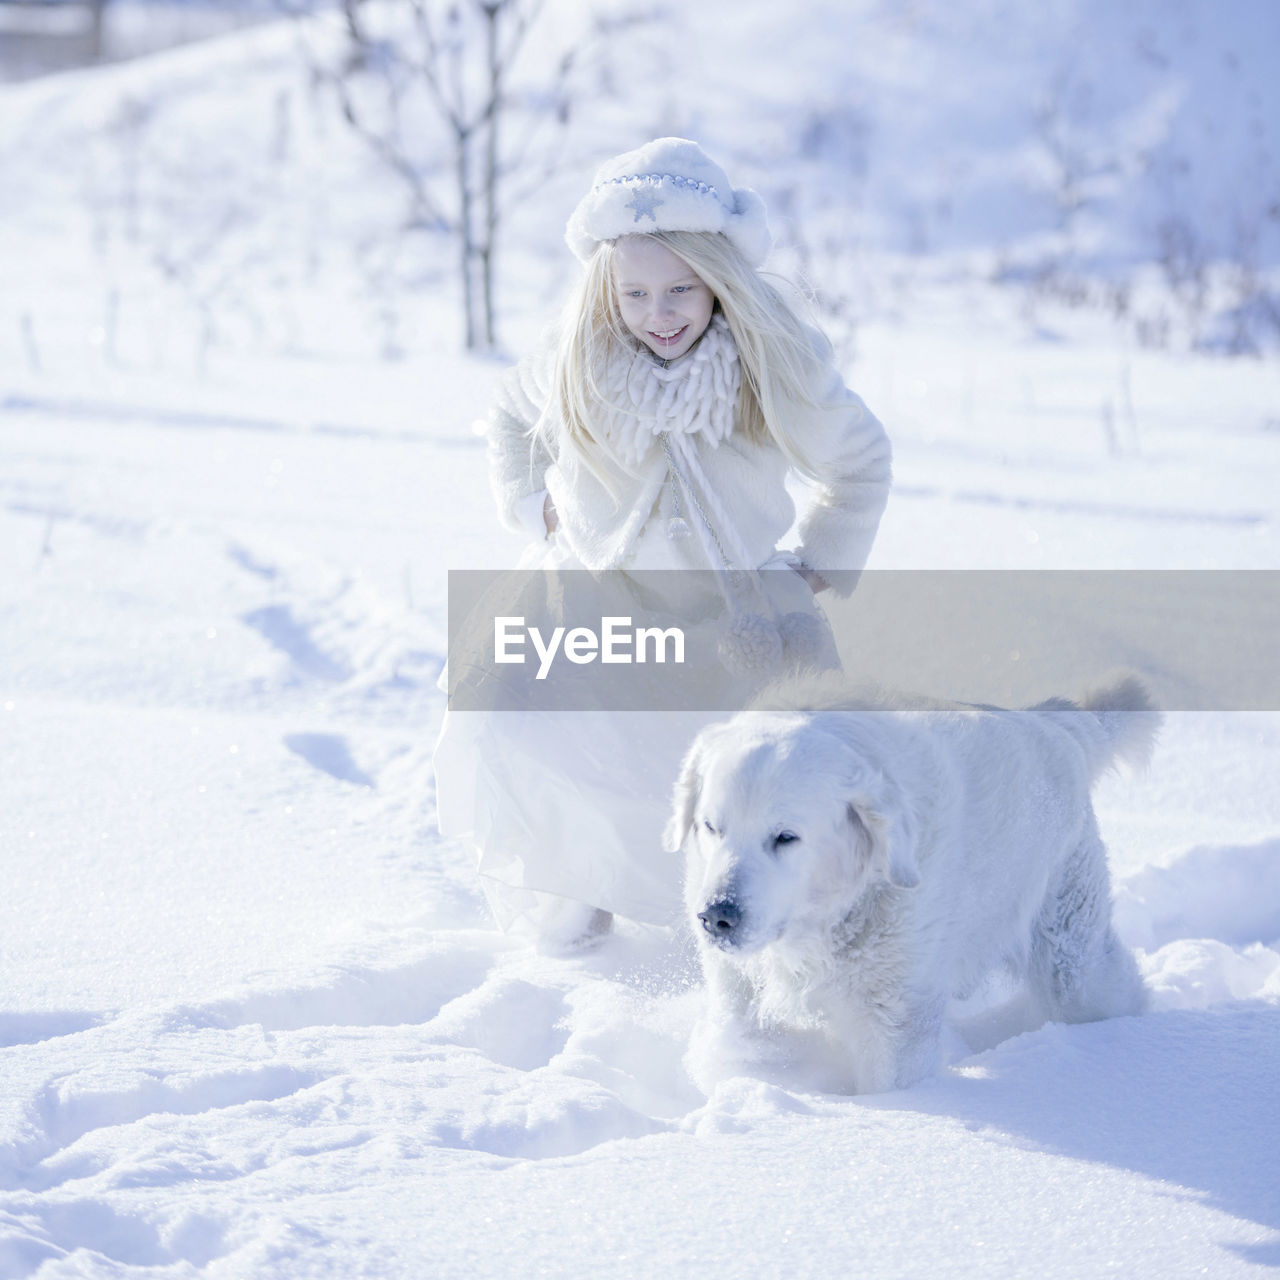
[432, 537, 837, 931]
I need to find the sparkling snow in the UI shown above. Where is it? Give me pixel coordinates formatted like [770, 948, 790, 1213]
[1, 2, 1278, 1276]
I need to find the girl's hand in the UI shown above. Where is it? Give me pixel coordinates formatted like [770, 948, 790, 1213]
[543, 492, 559, 534]
[794, 564, 830, 595]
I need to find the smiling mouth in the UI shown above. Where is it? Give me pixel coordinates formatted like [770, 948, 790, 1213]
[648, 326, 688, 345]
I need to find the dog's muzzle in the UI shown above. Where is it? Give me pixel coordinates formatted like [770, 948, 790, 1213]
[697, 898, 742, 947]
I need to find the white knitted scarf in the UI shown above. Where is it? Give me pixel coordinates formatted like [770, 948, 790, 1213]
[590, 314, 828, 677]
[601, 313, 740, 469]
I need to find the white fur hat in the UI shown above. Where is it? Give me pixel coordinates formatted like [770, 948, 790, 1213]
[565, 138, 772, 267]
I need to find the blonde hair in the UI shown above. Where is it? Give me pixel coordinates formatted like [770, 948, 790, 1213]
[544, 230, 826, 481]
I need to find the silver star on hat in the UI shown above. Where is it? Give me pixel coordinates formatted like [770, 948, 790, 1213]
[625, 185, 665, 223]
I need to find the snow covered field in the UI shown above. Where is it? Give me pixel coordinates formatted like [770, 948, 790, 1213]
[2, 2, 1279, 1276]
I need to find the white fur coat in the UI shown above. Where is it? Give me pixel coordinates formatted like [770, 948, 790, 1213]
[485, 328, 893, 595]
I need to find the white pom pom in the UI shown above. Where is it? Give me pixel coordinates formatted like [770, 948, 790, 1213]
[718, 611, 783, 676]
[778, 610, 837, 671]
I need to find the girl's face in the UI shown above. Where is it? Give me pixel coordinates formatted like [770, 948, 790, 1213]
[611, 236, 716, 360]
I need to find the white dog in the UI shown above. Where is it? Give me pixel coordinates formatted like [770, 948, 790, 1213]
[667, 675, 1158, 1094]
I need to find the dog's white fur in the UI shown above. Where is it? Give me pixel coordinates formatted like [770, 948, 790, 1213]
[667, 675, 1158, 1094]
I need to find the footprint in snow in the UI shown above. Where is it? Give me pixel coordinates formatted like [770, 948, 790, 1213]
[283, 732, 375, 787]
[241, 604, 349, 682]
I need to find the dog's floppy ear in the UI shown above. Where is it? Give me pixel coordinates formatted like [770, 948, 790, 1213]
[664, 738, 705, 853]
[847, 776, 920, 890]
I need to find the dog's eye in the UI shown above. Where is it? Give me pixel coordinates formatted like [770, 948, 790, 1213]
[703, 819, 716, 835]
[773, 831, 799, 849]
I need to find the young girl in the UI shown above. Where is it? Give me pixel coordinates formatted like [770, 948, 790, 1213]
[434, 138, 892, 949]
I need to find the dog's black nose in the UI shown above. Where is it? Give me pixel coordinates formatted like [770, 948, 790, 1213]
[698, 899, 741, 942]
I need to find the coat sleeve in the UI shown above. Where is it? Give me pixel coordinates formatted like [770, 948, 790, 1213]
[486, 349, 558, 535]
[788, 334, 893, 596]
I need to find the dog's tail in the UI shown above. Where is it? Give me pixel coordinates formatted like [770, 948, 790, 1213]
[1034, 673, 1162, 779]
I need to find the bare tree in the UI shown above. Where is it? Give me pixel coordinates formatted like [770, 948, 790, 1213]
[1155, 213, 1209, 346]
[89, 0, 108, 61]
[307, 0, 637, 351]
